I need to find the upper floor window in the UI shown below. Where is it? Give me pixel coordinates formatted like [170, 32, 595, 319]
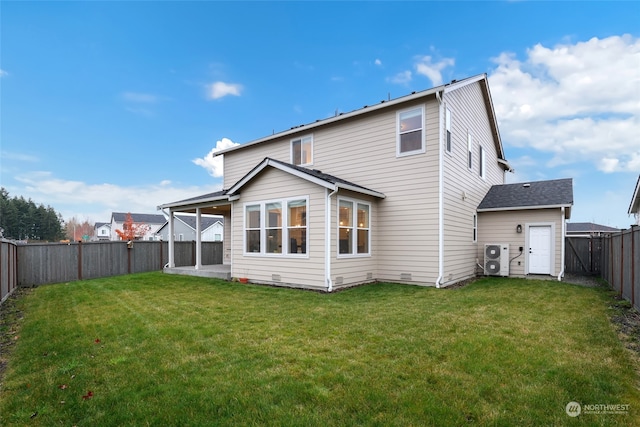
[291, 135, 313, 166]
[445, 108, 452, 153]
[479, 145, 485, 179]
[397, 107, 425, 156]
[338, 198, 370, 256]
[467, 131, 473, 170]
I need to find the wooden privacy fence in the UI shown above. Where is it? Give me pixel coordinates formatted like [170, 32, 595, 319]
[565, 236, 603, 275]
[1, 239, 19, 303]
[601, 226, 640, 312]
[14, 240, 223, 288]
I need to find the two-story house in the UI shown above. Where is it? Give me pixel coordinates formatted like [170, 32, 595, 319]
[93, 222, 111, 241]
[159, 74, 573, 290]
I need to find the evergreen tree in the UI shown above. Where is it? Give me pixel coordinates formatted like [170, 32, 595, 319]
[0, 187, 65, 241]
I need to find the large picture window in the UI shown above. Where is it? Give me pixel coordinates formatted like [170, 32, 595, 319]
[291, 135, 313, 166]
[244, 197, 307, 256]
[397, 107, 424, 156]
[338, 198, 371, 256]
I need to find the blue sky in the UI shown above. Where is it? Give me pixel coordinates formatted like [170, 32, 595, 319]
[1, 1, 639, 229]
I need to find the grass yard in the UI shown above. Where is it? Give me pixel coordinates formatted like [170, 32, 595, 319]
[1, 273, 639, 426]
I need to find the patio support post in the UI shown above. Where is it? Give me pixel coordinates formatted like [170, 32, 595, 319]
[168, 209, 175, 268]
[195, 208, 202, 270]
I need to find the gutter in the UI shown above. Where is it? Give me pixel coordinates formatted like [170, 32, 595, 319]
[436, 89, 444, 289]
[558, 206, 566, 281]
[326, 187, 339, 292]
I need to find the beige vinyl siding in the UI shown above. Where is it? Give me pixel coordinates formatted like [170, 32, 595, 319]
[440, 82, 506, 285]
[225, 99, 442, 285]
[330, 190, 379, 290]
[231, 167, 327, 290]
[477, 209, 564, 277]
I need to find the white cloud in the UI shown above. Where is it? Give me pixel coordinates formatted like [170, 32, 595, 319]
[489, 34, 640, 173]
[0, 69, 8, 77]
[207, 82, 243, 100]
[13, 171, 221, 222]
[389, 70, 412, 85]
[414, 55, 455, 86]
[193, 138, 240, 177]
[374, 59, 382, 66]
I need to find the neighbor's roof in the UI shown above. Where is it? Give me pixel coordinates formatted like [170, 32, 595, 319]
[173, 214, 223, 230]
[227, 158, 386, 199]
[111, 212, 167, 224]
[628, 174, 640, 215]
[566, 222, 620, 233]
[213, 73, 508, 168]
[477, 178, 573, 212]
[94, 222, 110, 228]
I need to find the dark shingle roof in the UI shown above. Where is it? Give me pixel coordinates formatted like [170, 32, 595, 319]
[478, 178, 573, 211]
[566, 222, 620, 233]
[112, 212, 167, 224]
[266, 158, 383, 196]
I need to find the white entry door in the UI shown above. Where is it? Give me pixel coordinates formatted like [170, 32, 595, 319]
[529, 226, 552, 275]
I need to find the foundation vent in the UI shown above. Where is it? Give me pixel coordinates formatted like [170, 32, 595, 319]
[400, 273, 412, 281]
[366, 272, 373, 280]
[272, 274, 282, 282]
[335, 276, 344, 285]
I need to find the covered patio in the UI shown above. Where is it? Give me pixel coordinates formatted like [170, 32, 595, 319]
[158, 190, 233, 278]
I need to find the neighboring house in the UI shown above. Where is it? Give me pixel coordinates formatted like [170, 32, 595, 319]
[628, 175, 640, 226]
[566, 222, 620, 237]
[110, 212, 166, 241]
[156, 214, 224, 241]
[159, 73, 573, 291]
[93, 222, 111, 241]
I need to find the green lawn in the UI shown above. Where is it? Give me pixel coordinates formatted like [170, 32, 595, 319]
[1, 273, 639, 426]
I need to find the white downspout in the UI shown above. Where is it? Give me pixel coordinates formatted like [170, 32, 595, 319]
[435, 90, 444, 288]
[326, 187, 339, 292]
[558, 207, 565, 281]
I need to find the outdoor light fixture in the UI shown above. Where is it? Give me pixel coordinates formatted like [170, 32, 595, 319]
[516, 224, 522, 233]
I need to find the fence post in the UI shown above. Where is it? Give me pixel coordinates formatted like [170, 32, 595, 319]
[620, 233, 624, 297]
[159, 241, 163, 270]
[78, 241, 83, 281]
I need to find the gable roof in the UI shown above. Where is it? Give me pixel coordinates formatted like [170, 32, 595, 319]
[94, 222, 110, 228]
[566, 222, 620, 233]
[213, 74, 508, 169]
[628, 174, 640, 215]
[111, 212, 167, 224]
[477, 178, 573, 216]
[227, 158, 386, 199]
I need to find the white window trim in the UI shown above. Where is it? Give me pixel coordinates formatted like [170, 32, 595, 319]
[479, 144, 486, 179]
[445, 107, 452, 154]
[337, 196, 371, 258]
[396, 106, 426, 157]
[290, 135, 313, 166]
[467, 131, 473, 171]
[243, 196, 309, 258]
[473, 214, 477, 243]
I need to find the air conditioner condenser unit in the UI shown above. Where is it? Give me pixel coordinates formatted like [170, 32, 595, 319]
[484, 243, 510, 277]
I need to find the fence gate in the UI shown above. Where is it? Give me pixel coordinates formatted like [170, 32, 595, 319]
[565, 236, 603, 275]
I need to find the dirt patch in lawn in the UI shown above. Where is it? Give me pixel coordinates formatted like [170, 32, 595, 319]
[0, 287, 31, 389]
